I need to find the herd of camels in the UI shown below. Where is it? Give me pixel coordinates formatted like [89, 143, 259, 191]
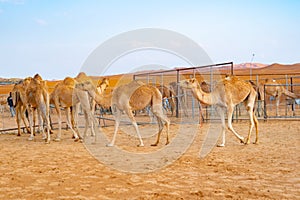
[10, 72, 298, 147]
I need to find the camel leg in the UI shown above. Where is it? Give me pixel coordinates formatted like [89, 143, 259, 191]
[151, 117, 163, 146]
[90, 113, 96, 137]
[72, 104, 80, 134]
[216, 106, 226, 147]
[253, 114, 259, 144]
[125, 108, 144, 147]
[107, 107, 121, 147]
[227, 105, 244, 144]
[21, 108, 30, 134]
[65, 107, 80, 141]
[40, 104, 51, 143]
[151, 105, 170, 146]
[88, 111, 98, 143]
[82, 111, 89, 139]
[38, 109, 47, 140]
[44, 114, 51, 144]
[16, 111, 21, 136]
[244, 105, 255, 145]
[54, 108, 62, 142]
[170, 97, 176, 116]
[275, 97, 280, 116]
[28, 108, 35, 141]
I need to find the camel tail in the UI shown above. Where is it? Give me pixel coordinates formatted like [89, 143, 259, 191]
[283, 89, 298, 99]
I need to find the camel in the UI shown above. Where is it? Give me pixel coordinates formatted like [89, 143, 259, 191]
[258, 78, 299, 116]
[110, 81, 170, 147]
[179, 76, 259, 147]
[169, 81, 188, 117]
[75, 80, 170, 147]
[0, 97, 6, 113]
[11, 81, 31, 136]
[50, 73, 107, 141]
[50, 77, 81, 141]
[155, 84, 176, 115]
[25, 74, 51, 143]
[91, 78, 109, 114]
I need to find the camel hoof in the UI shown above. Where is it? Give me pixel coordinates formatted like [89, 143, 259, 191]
[217, 144, 225, 147]
[253, 141, 259, 145]
[54, 138, 61, 142]
[28, 136, 34, 141]
[137, 143, 144, 147]
[106, 143, 113, 147]
[165, 141, 170, 145]
[151, 143, 158, 146]
[74, 138, 79, 142]
[45, 140, 50, 144]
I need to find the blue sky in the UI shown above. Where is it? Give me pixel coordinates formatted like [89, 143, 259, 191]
[0, 0, 299, 79]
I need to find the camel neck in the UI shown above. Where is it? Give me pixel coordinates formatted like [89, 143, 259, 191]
[92, 90, 112, 108]
[191, 84, 214, 105]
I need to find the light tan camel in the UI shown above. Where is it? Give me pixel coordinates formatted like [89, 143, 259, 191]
[50, 73, 106, 141]
[179, 76, 259, 147]
[75, 80, 170, 147]
[258, 78, 299, 116]
[110, 81, 170, 147]
[25, 74, 51, 143]
[50, 77, 81, 141]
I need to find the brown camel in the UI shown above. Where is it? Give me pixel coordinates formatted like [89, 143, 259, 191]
[169, 81, 188, 117]
[258, 78, 299, 116]
[75, 80, 170, 147]
[91, 78, 109, 114]
[25, 74, 51, 143]
[11, 82, 31, 136]
[155, 84, 176, 115]
[179, 76, 259, 147]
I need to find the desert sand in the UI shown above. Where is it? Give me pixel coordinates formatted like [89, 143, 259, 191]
[0, 114, 299, 199]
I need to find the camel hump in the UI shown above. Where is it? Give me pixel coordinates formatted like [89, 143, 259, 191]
[112, 80, 145, 105]
[34, 74, 43, 81]
[63, 77, 75, 86]
[75, 72, 88, 80]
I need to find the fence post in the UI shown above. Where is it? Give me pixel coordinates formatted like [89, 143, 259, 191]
[264, 84, 267, 119]
[176, 69, 179, 118]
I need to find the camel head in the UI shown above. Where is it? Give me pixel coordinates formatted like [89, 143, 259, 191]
[98, 78, 109, 87]
[97, 78, 109, 94]
[179, 78, 198, 89]
[22, 77, 32, 87]
[75, 80, 96, 92]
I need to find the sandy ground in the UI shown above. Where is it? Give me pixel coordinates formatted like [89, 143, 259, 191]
[0, 113, 299, 199]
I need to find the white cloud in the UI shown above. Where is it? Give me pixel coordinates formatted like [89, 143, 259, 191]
[35, 19, 47, 26]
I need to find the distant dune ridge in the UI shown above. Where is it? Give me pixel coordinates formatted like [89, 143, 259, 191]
[0, 63, 299, 82]
[0, 63, 299, 95]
